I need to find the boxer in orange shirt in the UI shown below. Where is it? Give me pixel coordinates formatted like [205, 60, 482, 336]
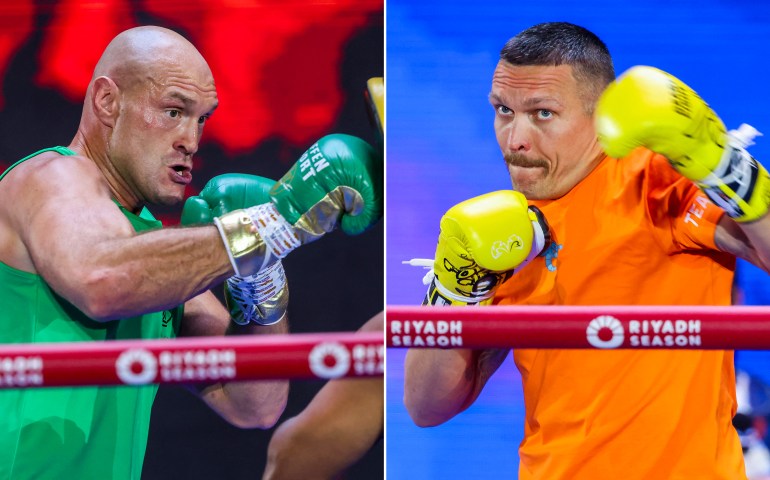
[404, 22, 770, 479]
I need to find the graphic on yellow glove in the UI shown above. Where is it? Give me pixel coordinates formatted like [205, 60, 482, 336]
[424, 190, 551, 306]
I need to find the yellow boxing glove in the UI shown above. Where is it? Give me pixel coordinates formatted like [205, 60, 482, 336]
[595, 65, 770, 222]
[424, 191, 551, 306]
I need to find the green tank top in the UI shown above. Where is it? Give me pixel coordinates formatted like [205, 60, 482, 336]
[0, 147, 183, 479]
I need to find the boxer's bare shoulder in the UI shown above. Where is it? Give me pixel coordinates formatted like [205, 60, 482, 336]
[0, 150, 117, 273]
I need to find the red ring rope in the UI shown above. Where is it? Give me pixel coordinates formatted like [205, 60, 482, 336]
[0, 331, 383, 389]
[387, 305, 770, 350]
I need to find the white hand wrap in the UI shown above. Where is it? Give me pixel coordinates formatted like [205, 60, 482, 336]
[214, 203, 301, 276]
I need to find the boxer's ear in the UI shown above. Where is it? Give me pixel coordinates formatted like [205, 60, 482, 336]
[91, 76, 120, 128]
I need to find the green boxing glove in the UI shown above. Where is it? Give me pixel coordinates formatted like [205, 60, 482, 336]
[182, 174, 289, 326]
[270, 133, 382, 240]
[181, 173, 275, 224]
[214, 134, 383, 277]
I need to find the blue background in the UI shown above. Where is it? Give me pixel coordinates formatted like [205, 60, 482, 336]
[386, 1, 770, 478]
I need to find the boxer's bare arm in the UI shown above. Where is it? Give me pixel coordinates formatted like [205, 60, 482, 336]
[404, 347, 509, 427]
[0, 152, 233, 321]
[715, 214, 770, 272]
[179, 290, 289, 428]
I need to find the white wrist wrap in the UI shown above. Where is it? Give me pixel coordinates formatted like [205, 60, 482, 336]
[245, 203, 301, 259]
[214, 203, 301, 277]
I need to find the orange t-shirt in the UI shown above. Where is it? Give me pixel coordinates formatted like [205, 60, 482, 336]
[494, 148, 744, 480]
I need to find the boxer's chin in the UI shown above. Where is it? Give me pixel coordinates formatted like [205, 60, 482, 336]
[149, 182, 186, 207]
[508, 164, 549, 200]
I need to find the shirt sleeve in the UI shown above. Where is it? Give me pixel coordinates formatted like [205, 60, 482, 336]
[645, 153, 725, 254]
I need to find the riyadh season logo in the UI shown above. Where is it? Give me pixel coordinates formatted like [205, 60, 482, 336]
[116, 347, 237, 385]
[308, 342, 351, 379]
[586, 315, 624, 349]
[115, 349, 157, 385]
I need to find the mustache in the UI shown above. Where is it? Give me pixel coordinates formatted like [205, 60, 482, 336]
[504, 152, 549, 170]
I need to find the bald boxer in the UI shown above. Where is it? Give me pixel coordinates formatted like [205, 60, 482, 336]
[0, 26, 381, 479]
[405, 22, 770, 480]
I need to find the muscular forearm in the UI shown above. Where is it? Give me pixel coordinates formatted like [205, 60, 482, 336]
[404, 347, 509, 427]
[51, 225, 233, 321]
[200, 376, 289, 429]
[181, 291, 289, 428]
